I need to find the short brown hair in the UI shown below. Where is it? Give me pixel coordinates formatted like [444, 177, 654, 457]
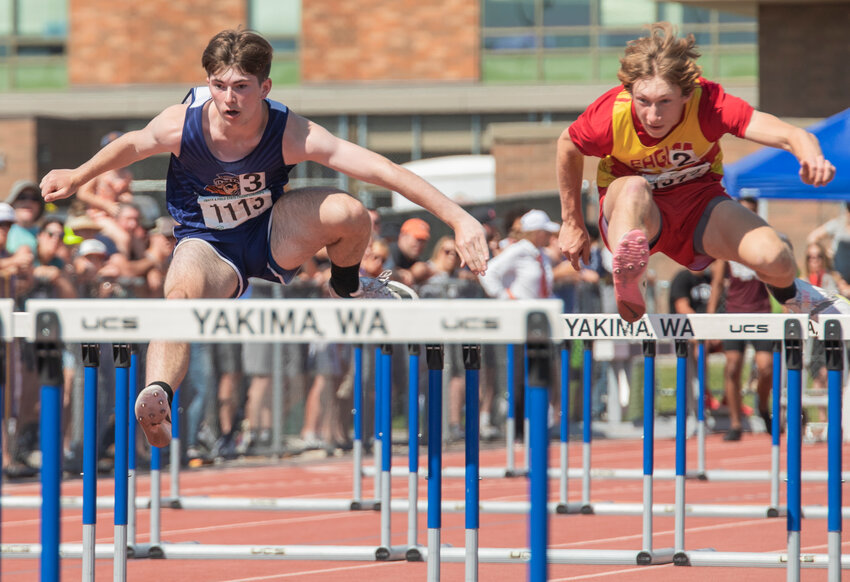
[617, 22, 702, 97]
[202, 29, 273, 82]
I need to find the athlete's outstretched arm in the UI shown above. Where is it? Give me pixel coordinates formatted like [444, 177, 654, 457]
[556, 129, 590, 270]
[40, 105, 187, 203]
[743, 110, 835, 187]
[283, 113, 489, 275]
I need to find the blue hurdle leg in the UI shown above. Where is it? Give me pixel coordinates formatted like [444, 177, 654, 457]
[38, 337, 63, 582]
[784, 320, 804, 582]
[770, 341, 782, 513]
[113, 345, 130, 581]
[373, 346, 382, 502]
[640, 340, 656, 558]
[524, 346, 530, 473]
[379, 344, 393, 553]
[34, 313, 63, 582]
[170, 379, 180, 500]
[558, 341, 570, 510]
[696, 342, 706, 477]
[581, 340, 592, 510]
[426, 345, 444, 582]
[463, 345, 481, 581]
[407, 344, 421, 553]
[525, 316, 552, 582]
[352, 345, 364, 505]
[82, 345, 100, 579]
[823, 321, 843, 581]
[673, 340, 688, 563]
[127, 348, 137, 548]
[149, 445, 162, 548]
[505, 344, 516, 474]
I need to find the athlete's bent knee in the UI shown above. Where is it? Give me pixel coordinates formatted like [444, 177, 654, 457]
[328, 194, 369, 232]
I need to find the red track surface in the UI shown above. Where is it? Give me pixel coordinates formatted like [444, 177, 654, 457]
[2, 433, 846, 581]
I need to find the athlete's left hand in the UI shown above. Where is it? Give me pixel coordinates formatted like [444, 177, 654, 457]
[454, 215, 489, 275]
[799, 155, 835, 187]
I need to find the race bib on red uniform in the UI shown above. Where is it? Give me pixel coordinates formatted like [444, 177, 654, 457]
[644, 162, 711, 190]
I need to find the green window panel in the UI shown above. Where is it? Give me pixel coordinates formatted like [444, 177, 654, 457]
[542, 53, 593, 82]
[482, 54, 540, 83]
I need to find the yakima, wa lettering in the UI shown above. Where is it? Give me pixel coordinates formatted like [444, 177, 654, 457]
[192, 307, 389, 337]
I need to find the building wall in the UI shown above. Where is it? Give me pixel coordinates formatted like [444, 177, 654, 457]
[68, 0, 245, 85]
[759, 3, 850, 117]
[300, 0, 479, 83]
[0, 118, 38, 199]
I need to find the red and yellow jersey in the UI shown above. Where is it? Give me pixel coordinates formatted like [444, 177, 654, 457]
[568, 78, 754, 193]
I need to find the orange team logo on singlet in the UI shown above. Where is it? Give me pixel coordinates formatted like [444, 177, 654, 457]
[597, 82, 725, 191]
[204, 173, 241, 196]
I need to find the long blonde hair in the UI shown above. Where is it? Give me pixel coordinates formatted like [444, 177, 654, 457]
[618, 22, 702, 97]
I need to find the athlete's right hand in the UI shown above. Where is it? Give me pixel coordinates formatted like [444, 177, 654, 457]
[40, 169, 79, 203]
[559, 221, 591, 271]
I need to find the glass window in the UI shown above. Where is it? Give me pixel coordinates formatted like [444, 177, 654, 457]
[681, 6, 711, 24]
[544, 54, 593, 82]
[599, 0, 656, 27]
[249, 0, 300, 37]
[543, 0, 591, 27]
[17, 0, 67, 37]
[657, 3, 683, 25]
[598, 31, 642, 48]
[0, 0, 11, 35]
[543, 34, 590, 49]
[484, 34, 537, 51]
[718, 10, 755, 24]
[719, 31, 756, 45]
[482, 54, 539, 82]
[483, 0, 536, 28]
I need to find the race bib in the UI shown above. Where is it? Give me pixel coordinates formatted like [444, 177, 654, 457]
[644, 162, 711, 190]
[199, 189, 272, 230]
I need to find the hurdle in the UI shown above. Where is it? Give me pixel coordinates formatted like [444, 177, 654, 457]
[555, 313, 849, 578]
[12, 297, 564, 580]
[6, 301, 849, 580]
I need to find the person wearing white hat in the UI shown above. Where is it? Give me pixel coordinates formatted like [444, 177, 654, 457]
[479, 209, 559, 300]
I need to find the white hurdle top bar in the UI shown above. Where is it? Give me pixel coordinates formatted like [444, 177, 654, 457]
[21, 298, 564, 344]
[558, 313, 810, 341]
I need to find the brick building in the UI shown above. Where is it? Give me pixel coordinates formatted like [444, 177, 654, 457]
[0, 0, 847, 277]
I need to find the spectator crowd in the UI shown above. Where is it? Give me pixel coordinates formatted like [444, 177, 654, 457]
[1, 137, 843, 478]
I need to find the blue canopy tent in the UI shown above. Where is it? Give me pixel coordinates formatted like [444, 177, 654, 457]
[722, 107, 850, 201]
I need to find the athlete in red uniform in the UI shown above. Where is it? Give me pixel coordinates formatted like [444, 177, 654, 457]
[557, 22, 842, 322]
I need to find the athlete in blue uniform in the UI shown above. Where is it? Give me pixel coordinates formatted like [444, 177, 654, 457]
[40, 29, 489, 447]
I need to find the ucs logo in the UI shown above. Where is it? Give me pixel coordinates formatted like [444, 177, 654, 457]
[81, 317, 139, 330]
[441, 317, 499, 331]
[729, 324, 768, 334]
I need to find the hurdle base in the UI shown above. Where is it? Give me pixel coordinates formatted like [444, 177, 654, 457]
[766, 506, 784, 518]
[636, 547, 675, 565]
[555, 502, 585, 514]
[580, 504, 594, 515]
[674, 548, 715, 566]
[128, 543, 155, 559]
[149, 543, 168, 559]
[375, 544, 408, 561]
[349, 499, 380, 511]
[405, 545, 424, 561]
[504, 469, 528, 478]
